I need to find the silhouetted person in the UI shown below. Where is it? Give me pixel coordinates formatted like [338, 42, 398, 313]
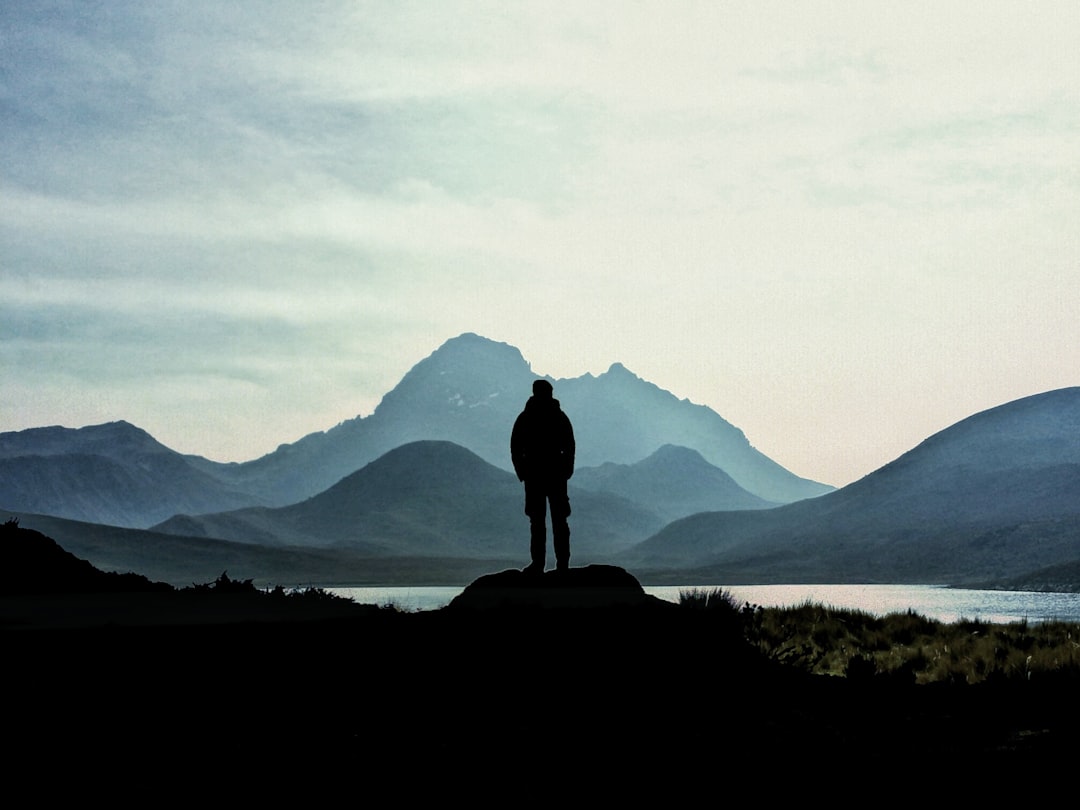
[511, 379, 575, 574]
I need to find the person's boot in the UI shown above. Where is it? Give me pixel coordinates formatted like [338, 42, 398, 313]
[553, 522, 570, 572]
[523, 521, 546, 575]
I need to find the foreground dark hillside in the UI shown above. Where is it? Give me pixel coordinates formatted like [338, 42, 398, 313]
[3, 523, 1078, 779]
[7, 584, 1079, 778]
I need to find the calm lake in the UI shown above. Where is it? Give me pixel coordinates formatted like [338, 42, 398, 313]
[328, 583, 1080, 624]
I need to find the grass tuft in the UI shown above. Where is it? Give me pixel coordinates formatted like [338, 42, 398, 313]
[685, 592, 1080, 684]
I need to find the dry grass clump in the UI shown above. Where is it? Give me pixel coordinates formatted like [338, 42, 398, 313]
[679, 589, 1080, 685]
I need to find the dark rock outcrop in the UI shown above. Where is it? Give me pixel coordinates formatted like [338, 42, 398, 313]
[446, 564, 673, 611]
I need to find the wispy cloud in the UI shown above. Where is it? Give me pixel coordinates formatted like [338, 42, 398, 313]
[3, 1, 1078, 483]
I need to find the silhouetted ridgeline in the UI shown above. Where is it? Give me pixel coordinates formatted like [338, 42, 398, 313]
[0, 517, 172, 596]
[0, 518, 371, 628]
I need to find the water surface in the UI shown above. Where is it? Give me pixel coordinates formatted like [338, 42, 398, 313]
[328, 583, 1080, 624]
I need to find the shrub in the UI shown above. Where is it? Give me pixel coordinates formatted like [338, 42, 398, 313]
[184, 570, 258, 594]
[678, 587, 741, 613]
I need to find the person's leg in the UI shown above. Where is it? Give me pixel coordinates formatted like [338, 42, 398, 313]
[549, 479, 571, 571]
[523, 479, 547, 573]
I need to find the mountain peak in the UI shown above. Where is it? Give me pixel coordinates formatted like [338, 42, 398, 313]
[444, 331, 499, 346]
[435, 333, 529, 364]
[646, 444, 709, 465]
[380, 333, 533, 408]
[604, 362, 635, 377]
[0, 420, 161, 459]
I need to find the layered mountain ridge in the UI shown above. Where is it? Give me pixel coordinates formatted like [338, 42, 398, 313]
[1, 333, 829, 527]
[2, 333, 1077, 588]
[622, 386, 1080, 586]
[208, 333, 831, 507]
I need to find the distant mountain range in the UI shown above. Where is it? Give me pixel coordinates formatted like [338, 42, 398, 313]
[153, 441, 774, 557]
[2, 333, 1078, 589]
[0, 333, 826, 529]
[200, 332, 831, 507]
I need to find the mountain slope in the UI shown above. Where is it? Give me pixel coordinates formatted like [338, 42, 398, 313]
[574, 444, 777, 522]
[154, 440, 665, 562]
[0, 422, 263, 527]
[203, 333, 539, 507]
[623, 387, 1080, 585]
[554, 361, 830, 504]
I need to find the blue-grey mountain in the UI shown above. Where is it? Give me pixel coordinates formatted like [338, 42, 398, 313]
[623, 387, 1080, 586]
[206, 333, 833, 507]
[0, 333, 831, 528]
[574, 444, 777, 522]
[0, 421, 262, 527]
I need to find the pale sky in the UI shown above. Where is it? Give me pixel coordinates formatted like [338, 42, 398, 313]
[3, 1, 1078, 488]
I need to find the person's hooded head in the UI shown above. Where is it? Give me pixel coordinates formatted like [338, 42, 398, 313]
[532, 379, 554, 399]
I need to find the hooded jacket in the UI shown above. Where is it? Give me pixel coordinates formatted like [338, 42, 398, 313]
[510, 394, 575, 483]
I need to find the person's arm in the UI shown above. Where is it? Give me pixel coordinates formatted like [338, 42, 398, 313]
[563, 417, 575, 479]
[510, 415, 526, 481]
